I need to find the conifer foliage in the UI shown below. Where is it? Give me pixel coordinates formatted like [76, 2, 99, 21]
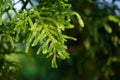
[0, 0, 83, 78]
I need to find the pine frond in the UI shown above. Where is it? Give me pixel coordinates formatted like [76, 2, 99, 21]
[9, 0, 84, 68]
